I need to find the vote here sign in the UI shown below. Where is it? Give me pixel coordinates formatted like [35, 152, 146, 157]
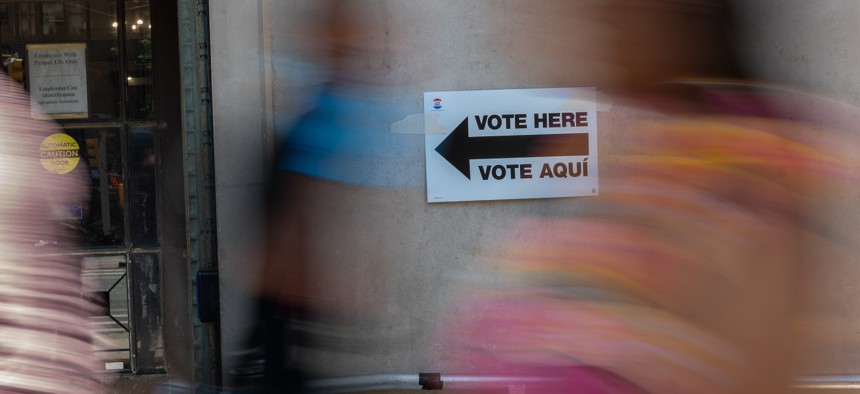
[425, 87, 598, 203]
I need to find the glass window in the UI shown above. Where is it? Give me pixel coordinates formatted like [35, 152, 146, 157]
[125, 1, 153, 119]
[3, 0, 165, 377]
[40, 2, 86, 39]
[63, 128, 125, 247]
[129, 126, 157, 245]
[0, 4, 16, 40]
[1, 1, 158, 247]
[82, 254, 131, 372]
[81, 252, 164, 374]
[18, 3, 39, 39]
[2, 1, 120, 120]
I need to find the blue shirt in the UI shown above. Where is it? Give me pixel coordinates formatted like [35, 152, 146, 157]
[278, 86, 420, 188]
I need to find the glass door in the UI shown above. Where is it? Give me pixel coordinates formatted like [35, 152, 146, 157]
[0, 0, 164, 375]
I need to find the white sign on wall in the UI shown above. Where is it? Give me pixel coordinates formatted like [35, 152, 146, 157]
[425, 87, 598, 203]
[27, 43, 88, 119]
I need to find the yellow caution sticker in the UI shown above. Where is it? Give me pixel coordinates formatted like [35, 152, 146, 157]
[40, 133, 80, 174]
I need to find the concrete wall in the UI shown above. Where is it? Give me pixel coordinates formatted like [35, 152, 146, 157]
[734, 1, 860, 376]
[209, 0, 274, 379]
[735, 1, 860, 105]
[210, 0, 860, 382]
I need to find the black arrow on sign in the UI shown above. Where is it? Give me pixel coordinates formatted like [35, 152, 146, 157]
[435, 118, 589, 179]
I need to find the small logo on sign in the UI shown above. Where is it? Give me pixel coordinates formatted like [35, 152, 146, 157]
[432, 98, 442, 110]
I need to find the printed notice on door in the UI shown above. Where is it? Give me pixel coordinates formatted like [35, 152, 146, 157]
[27, 43, 88, 119]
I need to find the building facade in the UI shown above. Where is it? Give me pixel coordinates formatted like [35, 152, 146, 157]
[3, 0, 860, 392]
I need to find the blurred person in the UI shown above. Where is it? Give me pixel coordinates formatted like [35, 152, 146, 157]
[233, 1, 419, 392]
[0, 71, 103, 391]
[439, 1, 860, 393]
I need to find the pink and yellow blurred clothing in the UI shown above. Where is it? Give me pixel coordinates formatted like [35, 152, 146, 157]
[445, 84, 859, 394]
[0, 73, 102, 393]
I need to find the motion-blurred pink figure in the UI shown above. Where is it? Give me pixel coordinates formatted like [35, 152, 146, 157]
[441, 1, 860, 393]
[0, 72, 102, 393]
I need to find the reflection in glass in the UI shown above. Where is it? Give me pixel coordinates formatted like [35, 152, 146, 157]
[0, 4, 16, 41]
[82, 255, 131, 372]
[129, 127, 157, 245]
[18, 3, 38, 38]
[87, 0, 121, 119]
[41, 3, 65, 36]
[65, 129, 125, 246]
[3, 1, 120, 120]
[126, 0, 153, 119]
